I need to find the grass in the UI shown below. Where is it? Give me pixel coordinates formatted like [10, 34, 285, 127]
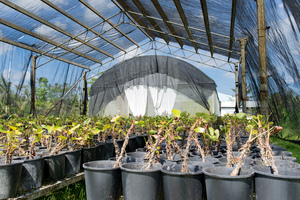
[270, 136, 300, 164]
[36, 181, 86, 200]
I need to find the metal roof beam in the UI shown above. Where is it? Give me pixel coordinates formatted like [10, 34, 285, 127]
[131, 0, 169, 44]
[0, 0, 113, 58]
[151, 0, 183, 48]
[126, 10, 230, 39]
[41, 0, 125, 53]
[172, 0, 198, 52]
[200, 0, 214, 57]
[0, 36, 90, 70]
[123, 21, 239, 55]
[78, 0, 139, 47]
[0, 18, 102, 65]
[228, 0, 237, 61]
[115, 0, 156, 40]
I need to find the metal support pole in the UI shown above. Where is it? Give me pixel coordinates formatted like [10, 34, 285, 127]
[31, 55, 36, 117]
[257, 0, 268, 116]
[235, 62, 239, 113]
[82, 71, 87, 115]
[240, 37, 248, 113]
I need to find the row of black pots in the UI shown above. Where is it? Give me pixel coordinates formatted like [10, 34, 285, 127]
[83, 159, 300, 200]
[0, 135, 145, 200]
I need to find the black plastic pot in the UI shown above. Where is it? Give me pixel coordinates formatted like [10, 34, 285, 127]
[254, 159, 300, 169]
[95, 143, 106, 160]
[274, 156, 296, 162]
[127, 136, 138, 152]
[218, 156, 253, 166]
[65, 149, 81, 176]
[270, 151, 292, 156]
[83, 160, 122, 200]
[253, 166, 300, 200]
[105, 140, 116, 159]
[0, 161, 23, 199]
[82, 146, 97, 166]
[189, 156, 219, 164]
[120, 163, 163, 200]
[44, 153, 66, 181]
[160, 153, 182, 165]
[18, 157, 44, 193]
[161, 164, 205, 200]
[203, 167, 254, 200]
[135, 134, 147, 148]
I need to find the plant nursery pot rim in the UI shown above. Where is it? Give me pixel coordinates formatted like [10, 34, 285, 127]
[252, 166, 300, 179]
[43, 151, 66, 158]
[161, 163, 203, 175]
[120, 162, 162, 173]
[203, 166, 254, 179]
[0, 159, 24, 166]
[65, 148, 82, 153]
[83, 160, 120, 171]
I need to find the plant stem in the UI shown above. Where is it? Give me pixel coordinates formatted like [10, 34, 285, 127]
[193, 136, 206, 162]
[181, 118, 201, 173]
[113, 120, 135, 168]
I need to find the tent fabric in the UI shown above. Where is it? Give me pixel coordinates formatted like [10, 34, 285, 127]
[89, 55, 219, 116]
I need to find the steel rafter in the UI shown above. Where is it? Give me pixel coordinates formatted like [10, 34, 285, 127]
[78, 0, 139, 47]
[173, 0, 198, 52]
[200, 0, 214, 57]
[41, 0, 126, 53]
[115, 0, 156, 40]
[0, 18, 102, 65]
[130, 0, 169, 44]
[0, 36, 90, 70]
[151, 0, 183, 48]
[228, 0, 237, 61]
[0, 0, 114, 58]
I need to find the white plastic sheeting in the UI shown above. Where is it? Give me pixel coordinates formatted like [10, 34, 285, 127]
[124, 84, 148, 117]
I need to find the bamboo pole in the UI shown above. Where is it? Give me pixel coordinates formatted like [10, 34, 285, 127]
[31, 55, 36, 117]
[240, 38, 247, 113]
[257, 0, 268, 116]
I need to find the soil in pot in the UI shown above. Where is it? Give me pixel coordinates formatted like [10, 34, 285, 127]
[65, 149, 81, 176]
[252, 166, 300, 200]
[83, 160, 122, 200]
[0, 161, 23, 199]
[120, 162, 163, 200]
[203, 167, 254, 200]
[161, 164, 205, 200]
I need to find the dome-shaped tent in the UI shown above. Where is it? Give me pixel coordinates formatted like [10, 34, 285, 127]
[89, 55, 220, 116]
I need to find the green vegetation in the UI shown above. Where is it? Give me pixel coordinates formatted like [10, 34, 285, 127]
[36, 181, 86, 200]
[270, 136, 300, 164]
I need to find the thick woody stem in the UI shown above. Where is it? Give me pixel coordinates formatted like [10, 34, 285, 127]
[193, 136, 206, 162]
[112, 132, 120, 158]
[114, 120, 135, 168]
[226, 130, 235, 167]
[144, 128, 164, 170]
[181, 118, 201, 173]
[231, 134, 254, 176]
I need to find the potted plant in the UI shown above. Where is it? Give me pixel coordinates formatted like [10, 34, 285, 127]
[0, 123, 23, 199]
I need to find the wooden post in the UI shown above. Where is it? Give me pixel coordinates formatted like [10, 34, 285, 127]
[257, 0, 268, 116]
[31, 55, 36, 117]
[240, 37, 248, 113]
[82, 71, 87, 115]
[235, 62, 239, 113]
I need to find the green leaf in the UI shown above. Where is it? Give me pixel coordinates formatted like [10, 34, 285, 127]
[195, 127, 205, 133]
[176, 126, 183, 132]
[83, 118, 91, 125]
[180, 111, 187, 118]
[148, 130, 157, 135]
[236, 112, 246, 119]
[172, 109, 181, 118]
[59, 135, 67, 140]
